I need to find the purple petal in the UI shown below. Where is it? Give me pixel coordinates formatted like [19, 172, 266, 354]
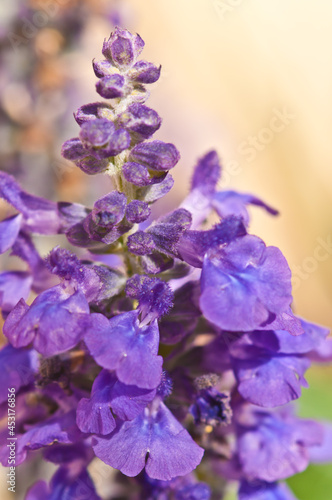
[0, 214, 22, 253]
[3, 286, 90, 356]
[79, 369, 156, 430]
[239, 480, 298, 500]
[231, 345, 310, 407]
[76, 394, 116, 435]
[143, 175, 175, 203]
[310, 423, 332, 463]
[272, 319, 329, 354]
[0, 171, 60, 234]
[237, 410, 323, 482]
[11, 232, 55, 294]
[0, 271, 32, 317]
[93, 402, 204, 480]
[213, 190, 278, 226]
[25, 481, 50, 500]
[130, 140, 180, 171]
[200, 235, 292, 331]
[85, 311, 162, 389]
[178, 216, 246, 268]
[49, 466, 101, 500]
[119, 103, 162, 141]
[257, 307, 304, 336]
[191, 150, 221, 196]
[12, 410, 81, 466]
[0, 344, 38, 403]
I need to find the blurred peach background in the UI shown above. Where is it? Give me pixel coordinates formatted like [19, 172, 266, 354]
[1, 0, 332, 498]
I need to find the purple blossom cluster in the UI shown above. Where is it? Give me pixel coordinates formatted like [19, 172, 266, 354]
[1, 27, 332, 499]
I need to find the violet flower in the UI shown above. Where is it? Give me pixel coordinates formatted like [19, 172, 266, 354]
[0, 27, 331, 499]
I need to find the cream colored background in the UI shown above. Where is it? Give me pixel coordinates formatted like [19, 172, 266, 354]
[117, 0, 332, 329]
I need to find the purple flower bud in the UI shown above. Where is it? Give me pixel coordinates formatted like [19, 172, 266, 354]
[103, 128, 131, 157]
[79, 118, 115, 148]
[79, 119, 130, 158]
[156, 371, 173, 400]
[96, 74, 127, 99]
[147, 208, 192, 258]
[125, 200, 151, 223]
[74, 102, 113, 125]
[75, 155, 109, 175]
[122, 162, 166, 186]
[129, 60, 161, 84]
[127, 231, 156, 255]
[92, 59, 116, 78]
[126, 275, 173, 322]
[141, 253, 174, 275]
[119, 103, 162, 141]
[130, 140, 180, 171]
[102, 27, 144, 69]
[123, 161, 150, 186]
[61, 138, 88, 161]
[92, 192, 127, 228]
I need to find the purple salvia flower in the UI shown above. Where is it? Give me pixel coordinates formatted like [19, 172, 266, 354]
[76, 369, 156, 435]
[102, 27, 144, 69]
[85, 310, 163, 389]
[235, 407, 323, 482]
[200, 235, 293, 331]
[238, 480, 298, 500]
[92, 400, 204, 480]
[0, 27, 330, 499]
[3, 285, 90, 356]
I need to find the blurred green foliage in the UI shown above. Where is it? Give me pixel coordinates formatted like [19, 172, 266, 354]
[287, 365, 332, 500]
